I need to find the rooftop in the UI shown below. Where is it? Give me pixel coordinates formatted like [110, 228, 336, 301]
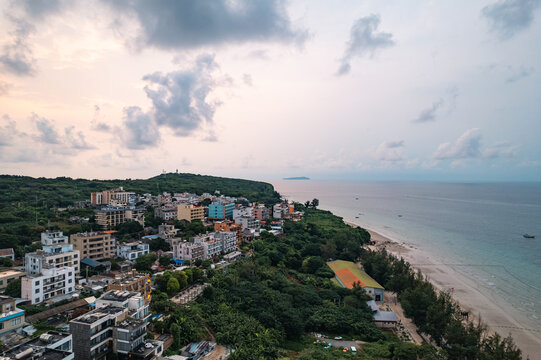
[100, 290, 139, 302]
[115, 318, 145, 332]
[0, 270, 24, 277]
[71, 305, 125, 324]
[24, 332, 71, 348]
[2, 345, 72, 360]
[0, 248, 14, 257]
[327, 260, 384, 290]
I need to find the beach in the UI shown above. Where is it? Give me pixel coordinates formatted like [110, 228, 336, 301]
[352, 223, 541, 359]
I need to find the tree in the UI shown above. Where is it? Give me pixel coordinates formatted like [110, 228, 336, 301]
[0, 257, 13, 267]
[158, 256, 171, 267]
[311, 198, 319, 208]
[134, 254, 157, 272]
[166, 277, 180, 296]
[4, 278, 21, 298]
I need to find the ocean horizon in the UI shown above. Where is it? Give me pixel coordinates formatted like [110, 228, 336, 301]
[271, 180, 541, 335]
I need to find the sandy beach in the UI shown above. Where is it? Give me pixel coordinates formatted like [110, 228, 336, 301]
[347, 222, 541, 359]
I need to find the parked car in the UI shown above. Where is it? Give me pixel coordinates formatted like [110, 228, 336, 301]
[351, 346, 357, 353]
[334, 336, 343, 340]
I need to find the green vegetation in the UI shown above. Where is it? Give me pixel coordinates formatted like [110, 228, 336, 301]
[360, 249, 523, 359]
[4, 278, 21, 297]
[0, 173, 279, 256]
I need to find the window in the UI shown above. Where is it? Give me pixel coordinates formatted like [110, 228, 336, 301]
[69, 272, 72, 276]
[35, 280, 40, 285]
[68, 279, 72, 283]
[0, 280, 3, 286]
[35, 288, 40, 294]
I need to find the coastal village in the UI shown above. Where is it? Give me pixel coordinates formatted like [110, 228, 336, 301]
[0, 184, 406, 360]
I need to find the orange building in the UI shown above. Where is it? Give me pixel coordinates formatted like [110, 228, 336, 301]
[214, 221, 243, 243]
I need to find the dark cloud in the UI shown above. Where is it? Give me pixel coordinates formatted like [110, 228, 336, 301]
[145, 54, 220, 134]
[121, 106, 160, 150]
[65, 126, 95, 150]
[337, 14, 394, 76]
[108, 0, 307, 50]
[433, 128, 482, 160]
[412, 87, 458, 123]
[505, 66, 534, 83]
[32, 114, 60, 144]
[16, 0, 68, 19]
[0, 17, 37, 76]
[376, 140, 405, 162]
[482, 0, 541, 39]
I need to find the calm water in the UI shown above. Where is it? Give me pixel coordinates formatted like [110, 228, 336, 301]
[271, 180, 541, 329]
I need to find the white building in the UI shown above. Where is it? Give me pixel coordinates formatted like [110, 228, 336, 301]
[25, 231, 80, 275]
[233, 207, 253, 220]
[96, 290, 150, 322]
[203, 239, 223, 259]
[116, 242, 150, 261]
[235, 216, 257, 230]
[213, 231, 237, 254]
[21, 266, 75, 304]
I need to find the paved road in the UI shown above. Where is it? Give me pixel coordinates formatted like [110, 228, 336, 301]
[313, 334, 359, 349]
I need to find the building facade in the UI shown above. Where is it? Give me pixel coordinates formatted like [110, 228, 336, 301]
[25, 231, 80, 275]
[0, 248, 15, 261]
[70, 232, 116, 261]
[253, 205, 269, 221]
[0, 296, 25, 335]
[96, 290, 150, 322]
[91, 187, 135, 205]
[0, 270, 25, 290]
[21, 266, 75, 304]
[116, 242, 149, 261]
[95, 206, 145, 230]
[177, 204, 205, 222]
[208, 203, 234, 220]
[106, 272, 152, 304]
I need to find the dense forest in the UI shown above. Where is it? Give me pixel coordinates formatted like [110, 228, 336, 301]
[0, 173, 280, 255]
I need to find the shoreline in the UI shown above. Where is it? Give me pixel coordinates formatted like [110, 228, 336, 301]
[345, 221, 541, 359]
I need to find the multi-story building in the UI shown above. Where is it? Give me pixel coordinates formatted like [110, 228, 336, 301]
[272, 203, 293, 219]
[26, 231, 80, 275]
[96, 290, 150, 322]
[253, 205, 269, 221]
[177, 204, 205, 222]
[0, 270, 25, 290]
[91, 187, 135, 206]
[154, 207, 178, 221]
[106, 271, 152, 304]
[95, 206, 145, 230]
[0, 296, 25, 335]
[232, 207, 253, 220]
[113, 318, 147, 359]
[173, 240, 205, 262]
[235, 216, 257, 230]
[214, 221, 242, 242]
[213, 231, 237, 254]
[203, 238, 222, 259]
[21, 266, 75, 304]
[208, 203, 234, 220]
[116, 242, 149, 261]
[0, 248, 15, 261]
[70, 305, 128, 360]
[158, 224, 178, 242]
[70, 232, 116, 261]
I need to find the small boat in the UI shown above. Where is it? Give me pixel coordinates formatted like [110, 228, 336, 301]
[355, 216, 359, 219]
[523, 234, 535, 239]
[398, 214, 403, 217]
[355, 197, 359, 200]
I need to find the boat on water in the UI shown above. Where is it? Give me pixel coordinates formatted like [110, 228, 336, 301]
[398, 214, 403, 217]
[523, 234, 535, 239]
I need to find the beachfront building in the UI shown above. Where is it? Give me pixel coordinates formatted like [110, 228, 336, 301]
[95, 206, 145, 230]
[116, 242, 149, 261]
[208, 202, 234, 220]
[25, 231, 80, 275]
[0, 296, 25, 335]
[0, 270, 25, 290]
[366, 300, 398, 329]
[70, 232, 116, 261]
[21, 266, 75, 304]
[177, 204, 205, 222]
[328, 260, 385, 304]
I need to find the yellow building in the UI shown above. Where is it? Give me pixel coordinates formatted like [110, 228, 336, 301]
[177, 204, 205, 222]
[0, 270, 25, 290]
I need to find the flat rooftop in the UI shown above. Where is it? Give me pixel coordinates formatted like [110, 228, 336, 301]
[25, 332, 71, 347]
[100, 290, 139, 302]
[3, 344, 72, 360]
[115, 318, 145, 331]
[71, 306, 125, 324]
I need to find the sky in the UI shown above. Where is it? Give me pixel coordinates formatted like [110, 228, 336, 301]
[0, 0, 540, 182]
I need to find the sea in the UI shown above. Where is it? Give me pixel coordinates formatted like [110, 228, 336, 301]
[271, 180, 541, 331]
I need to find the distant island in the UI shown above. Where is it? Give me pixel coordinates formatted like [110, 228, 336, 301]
[283, 176, 310, 180]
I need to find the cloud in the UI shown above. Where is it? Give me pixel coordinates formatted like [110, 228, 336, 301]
[412, 87, 459, 123]
[483, 142, 517, 158]
[433, 128, 482, 160]
[0, 115, 20, 146]
[32, 114, 61, 144]
[337, 14, 394, 76]
[376, 140, 405, 162]
[482, 0, 541, 40]
[202, 131, 218, 142]
[142, 54, 220, 136]
[0, 81, 11, 96]
[65, 126, 95, 150]
[242, 74, 253, 86]
[108, 0, 307, 50]
[16, 0, 69, 19]
[505, 66, 534, 83]
[91, 105, 112, 131]
[121, 106, 160, 150]
[0, 17, 37, 76]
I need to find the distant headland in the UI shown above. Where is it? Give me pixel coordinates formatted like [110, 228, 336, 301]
[283, 176, 310, 180]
